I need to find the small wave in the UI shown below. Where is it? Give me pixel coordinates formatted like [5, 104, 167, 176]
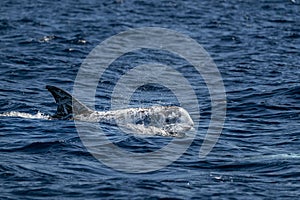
[0, 111, 51, 120]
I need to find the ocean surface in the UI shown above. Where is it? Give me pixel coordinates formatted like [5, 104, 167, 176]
[1, 0, 300, 199]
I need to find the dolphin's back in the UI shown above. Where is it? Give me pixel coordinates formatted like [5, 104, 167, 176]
[46, 85, 93, 119]
[45, 85, 194, 137]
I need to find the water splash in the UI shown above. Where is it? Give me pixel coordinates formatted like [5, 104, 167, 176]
[0, 111, 51, 120]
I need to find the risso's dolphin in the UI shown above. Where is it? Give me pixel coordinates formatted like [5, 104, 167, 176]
[46, 85, 194, 137]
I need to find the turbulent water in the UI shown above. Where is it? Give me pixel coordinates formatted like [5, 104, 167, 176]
[1, 0, 300, 199]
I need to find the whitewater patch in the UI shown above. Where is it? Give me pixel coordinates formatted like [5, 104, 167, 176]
[0, 111, 51, 120]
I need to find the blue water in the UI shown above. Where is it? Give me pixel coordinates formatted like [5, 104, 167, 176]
[1, 0, 300, 199]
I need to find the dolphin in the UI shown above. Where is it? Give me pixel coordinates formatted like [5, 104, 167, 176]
[46, 85, 194, 137]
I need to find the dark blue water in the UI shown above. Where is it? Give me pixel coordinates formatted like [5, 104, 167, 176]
[1, 0, 300, 199]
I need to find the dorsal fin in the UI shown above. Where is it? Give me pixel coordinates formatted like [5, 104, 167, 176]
[46, 85, 93, 119]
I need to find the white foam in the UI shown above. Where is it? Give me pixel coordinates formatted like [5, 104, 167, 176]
[243, 153, 300, 161]
[0, 111, 51, 120]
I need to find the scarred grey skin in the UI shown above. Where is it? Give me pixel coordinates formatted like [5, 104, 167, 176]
[46, 85, 194, 137]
